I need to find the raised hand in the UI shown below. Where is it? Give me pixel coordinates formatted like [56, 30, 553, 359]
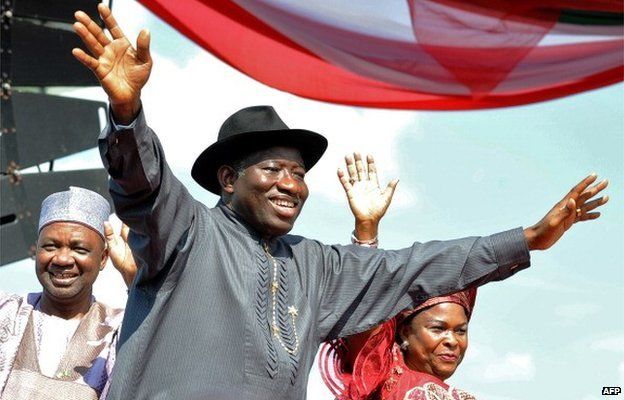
[72, 4, 152, 124]
[338, 153, 398, 241]
[524, 173, 609, 251]
[104, 221, 137, 287]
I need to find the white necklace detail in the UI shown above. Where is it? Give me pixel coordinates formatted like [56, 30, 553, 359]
[263, 242, 300, 355]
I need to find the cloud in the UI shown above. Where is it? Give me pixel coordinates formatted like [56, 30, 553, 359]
[460, 342, 536, 384]
[590, 334, 624, 353]
[554, 302, 601, 322]
[482, 352, 536, 382]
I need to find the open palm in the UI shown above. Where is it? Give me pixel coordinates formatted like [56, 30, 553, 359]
[338, 153, 398, 224]
[72, 4, 151, 114]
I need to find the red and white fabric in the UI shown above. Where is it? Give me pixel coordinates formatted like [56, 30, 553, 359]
[138, 0, 623, 109]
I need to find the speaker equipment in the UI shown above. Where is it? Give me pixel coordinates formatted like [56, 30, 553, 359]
[1, 91, 106, 172]
[1, 0, 111, 267]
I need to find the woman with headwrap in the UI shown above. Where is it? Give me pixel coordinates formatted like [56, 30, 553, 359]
[321, 153, 477, 400]
[320, 290, 477, 400]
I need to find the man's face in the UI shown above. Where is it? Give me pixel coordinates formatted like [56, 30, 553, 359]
[36, 222, 107, 302]
[228, 146, 309, 238]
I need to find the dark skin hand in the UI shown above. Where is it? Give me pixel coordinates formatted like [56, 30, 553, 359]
[338, 152, 399, 241]
[523, 173, 608, 250]
[72, 4, 151, 124]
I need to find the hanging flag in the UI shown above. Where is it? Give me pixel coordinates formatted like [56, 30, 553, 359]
[138, 0, 623, 110]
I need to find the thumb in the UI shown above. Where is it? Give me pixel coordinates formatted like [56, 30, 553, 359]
[136, 29, 151, 63]
[383, 179, 399, 203]
[565, 197, 577, 224]
[553, 197, 575, 227]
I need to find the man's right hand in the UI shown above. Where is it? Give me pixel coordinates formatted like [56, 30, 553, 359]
[338, 153, 399, 242]
[72, 4, 152, 124]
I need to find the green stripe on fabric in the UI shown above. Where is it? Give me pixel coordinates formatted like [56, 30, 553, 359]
[559, 10, 623, 26]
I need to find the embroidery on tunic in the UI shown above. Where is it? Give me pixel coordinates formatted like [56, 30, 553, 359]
[255, 245, 300, 383]
[274, 258, 299, 383]
[0, 294, 34, 391]
[255, 250, 278, 378]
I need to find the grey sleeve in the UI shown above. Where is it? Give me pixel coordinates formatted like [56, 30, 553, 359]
[316, 228, 530, 340]
[98, 108, 195, 283]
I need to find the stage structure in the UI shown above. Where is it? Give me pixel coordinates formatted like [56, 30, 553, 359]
[0, 0, 111, 266]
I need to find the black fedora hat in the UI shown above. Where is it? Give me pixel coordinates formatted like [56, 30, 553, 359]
[191, 105, 328, 195]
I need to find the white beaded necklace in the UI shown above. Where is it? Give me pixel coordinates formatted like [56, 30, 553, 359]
[263, 242, 300, 355]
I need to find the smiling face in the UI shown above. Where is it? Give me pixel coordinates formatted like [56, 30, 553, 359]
[400, 302, 469, 381]
[225, 146, 308, 239]
[36, 222, 107, 304]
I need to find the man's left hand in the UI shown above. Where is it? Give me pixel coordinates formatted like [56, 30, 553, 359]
[524, 173, 609, 251]
[104, 221, 137, 287]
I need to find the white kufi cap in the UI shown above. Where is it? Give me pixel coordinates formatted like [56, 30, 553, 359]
[38, 186, 110, 239]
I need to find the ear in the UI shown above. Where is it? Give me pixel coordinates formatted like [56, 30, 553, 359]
[398, 322, 411, 343]
[217, 165, 238, 195]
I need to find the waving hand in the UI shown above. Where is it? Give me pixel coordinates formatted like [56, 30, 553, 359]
[338, 153, 398, 241]
[72, 4, 151, 124]
[524, 174, 609, 250]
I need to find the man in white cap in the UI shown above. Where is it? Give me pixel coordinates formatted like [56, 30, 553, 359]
[0, 187, 130, 400]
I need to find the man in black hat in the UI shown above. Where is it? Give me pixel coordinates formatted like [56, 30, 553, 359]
[72, 5, 608, 400]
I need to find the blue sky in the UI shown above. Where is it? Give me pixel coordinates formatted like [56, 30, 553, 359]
[1, 1, 622, 398]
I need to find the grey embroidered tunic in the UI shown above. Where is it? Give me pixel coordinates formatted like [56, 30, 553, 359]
[99, 110, 530, 400]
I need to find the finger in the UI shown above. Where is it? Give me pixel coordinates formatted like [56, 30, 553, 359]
[98, 3, 126, 40]
[367, 154, 379, 187]
[337, 168, 353, 195]
[72, 48, 100, 73]
[579, 212, 601, 221]
[74, 11, 110, 48]
[120, 223, 130, 242]
[568, 173, 598, 198]
[578, 179, 609, 205]
[581, 195, 609, 213]
[354, 152, 366, 181]
[382, 179, 399, 203]
[73, 22, 105, 57]
[136, 29, 151, 63]
[345, 154, 358, 181]
[103, 221, 117, 246]
[553, 173, 597, 210]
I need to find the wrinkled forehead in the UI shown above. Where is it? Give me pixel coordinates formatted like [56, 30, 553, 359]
[240, 146, 305, 168]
